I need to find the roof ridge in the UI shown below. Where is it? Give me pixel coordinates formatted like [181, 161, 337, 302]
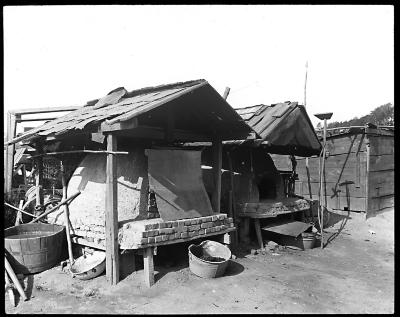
[84, 79, 207, 106]
[125, 79, 207, 98]
[235, 104, 265, 110]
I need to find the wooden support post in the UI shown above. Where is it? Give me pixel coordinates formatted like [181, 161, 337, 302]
[240, 218, 251, 243]
[211, 135, 222, 214]
[143, 247, 155, 287]
[5, 271, 16, 307]
[22, 164, 27, 186]
[227, 151, 238, 247]
[305, 157, 312, 199]
[105, 133, 120, 285]
[15, 200, 24, 226]
[34, 141, 44, 215]
[254, 219, 264, 249]
[5, 257, 27, 301]
[61, 161, 74, 267]
[5, 112, 18, 193]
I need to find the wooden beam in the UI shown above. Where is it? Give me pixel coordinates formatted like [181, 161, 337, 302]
[211, 134, 222, 213]
[114, 125, 211, 142]
[9, 105, 81, 115]
[30, 149, 129, 159]
[100, 117, 139, 132]
[16, 117, 58, 123]
[5, 113, 18, 193]
[223, 87, 231, 100]
[105, 133, 120, 285]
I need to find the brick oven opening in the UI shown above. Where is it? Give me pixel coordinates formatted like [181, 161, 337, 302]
[257, 176, 278, 200]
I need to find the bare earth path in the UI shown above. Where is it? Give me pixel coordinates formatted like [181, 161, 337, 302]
[5, 209, 394, 314]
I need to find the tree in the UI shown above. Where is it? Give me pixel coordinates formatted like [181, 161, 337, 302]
[327, 103, 394, 128]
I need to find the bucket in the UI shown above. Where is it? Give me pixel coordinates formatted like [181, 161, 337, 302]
[301, 232, 316, 249]
[188, 240, 231, 278]
[4, 223, 66, 274]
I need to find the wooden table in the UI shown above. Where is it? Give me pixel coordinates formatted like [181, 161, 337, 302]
[237, 198, 311, 249]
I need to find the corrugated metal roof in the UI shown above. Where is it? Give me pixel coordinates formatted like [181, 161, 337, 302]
[8, 79, 252, 145]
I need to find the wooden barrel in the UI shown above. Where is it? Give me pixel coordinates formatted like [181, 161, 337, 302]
[4, 223, 66, 274]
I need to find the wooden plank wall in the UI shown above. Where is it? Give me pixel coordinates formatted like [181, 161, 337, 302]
[366, 135, 394, 218]
[294, 133, 368, 212]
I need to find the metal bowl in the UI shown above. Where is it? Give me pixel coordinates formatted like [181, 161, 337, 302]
[70, 251, 106, 280]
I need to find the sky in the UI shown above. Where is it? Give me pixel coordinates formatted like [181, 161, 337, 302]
[3, 5, 394, 135]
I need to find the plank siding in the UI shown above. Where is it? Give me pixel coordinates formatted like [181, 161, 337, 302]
[295, 130, 394, 217]
[296, 181, 367, 198]
[368, 170, 394, 198]
[368, 154, 394, 172]
[369, 136, 394, 155]
[324, 134, 366, 155]
[368, 195, 394, 213]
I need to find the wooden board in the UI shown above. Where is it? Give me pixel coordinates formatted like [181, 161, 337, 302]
[105, 134, 119, 285]
[367, 195, 394, 215]
[296, 152, 367, 170]
[368, 154, 394, 172]
[296, 180, 367, 198]
[326, 195, 366, 212]
[368, 136, 394, 155]
[297, 164, 367, 183]
[368, 170, 394, 197]
[323, 134, 366, 156]
[147, 149, 213, 221]
[270, 154, 292, 171]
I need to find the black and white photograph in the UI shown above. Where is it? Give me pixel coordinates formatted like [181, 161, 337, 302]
[3, 4, 394, 314]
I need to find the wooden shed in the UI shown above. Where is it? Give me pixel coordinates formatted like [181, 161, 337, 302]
[273, 125, 394, 219]
[5, 79, 253, 286]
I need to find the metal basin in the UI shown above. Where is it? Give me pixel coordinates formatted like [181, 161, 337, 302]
[70, 251, 106, 280]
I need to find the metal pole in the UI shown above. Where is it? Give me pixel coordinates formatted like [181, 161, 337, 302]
[304, 61, 308, 107]
[314, 112, 333, 250]
[320, 118, 328, 249]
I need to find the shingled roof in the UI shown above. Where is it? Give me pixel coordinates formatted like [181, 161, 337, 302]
[234, 101, 322, 156]
[6, 79, 253, 145]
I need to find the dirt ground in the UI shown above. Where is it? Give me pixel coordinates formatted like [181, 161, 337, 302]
[5, 208, 394, 314]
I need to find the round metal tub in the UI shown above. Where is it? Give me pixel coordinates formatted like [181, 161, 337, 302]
[70, 251, 106, 280]
[188, 240, 231, 278]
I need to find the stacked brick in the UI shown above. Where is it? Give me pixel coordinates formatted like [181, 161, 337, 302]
[121, 214, 234, 249]
[72, 214, 234, 249]
[72, 224, 106, 247]
[73, 214, 234, 249]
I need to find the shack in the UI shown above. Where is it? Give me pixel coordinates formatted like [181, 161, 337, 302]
[5, 79, 253, 286]
[276, 125, 394, 219]
[187, 101, 322, 248]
